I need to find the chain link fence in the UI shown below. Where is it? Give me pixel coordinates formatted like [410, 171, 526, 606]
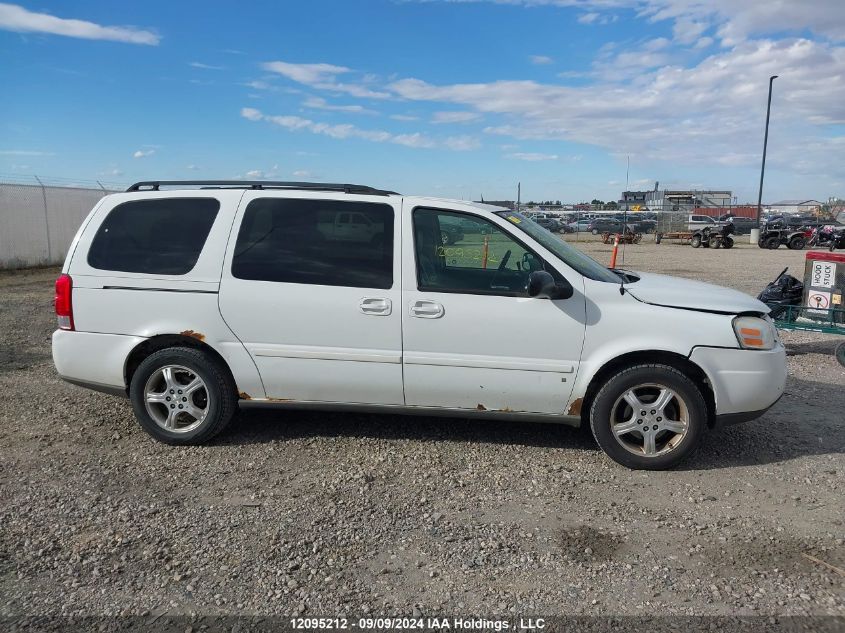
[0, 176, 124, 269]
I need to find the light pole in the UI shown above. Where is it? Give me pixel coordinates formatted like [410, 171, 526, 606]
[753, 74, 778, 244]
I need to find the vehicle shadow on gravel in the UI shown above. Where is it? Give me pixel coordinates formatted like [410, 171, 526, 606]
[221, 375, 843, 470]
[222, 408, 600, 452]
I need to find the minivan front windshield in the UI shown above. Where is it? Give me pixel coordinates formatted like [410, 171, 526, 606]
[495, 211, 620, 283]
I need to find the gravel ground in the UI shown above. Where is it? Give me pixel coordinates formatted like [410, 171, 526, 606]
[1, 239, 843, 623]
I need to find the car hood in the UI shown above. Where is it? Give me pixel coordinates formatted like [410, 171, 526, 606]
[623, 272, 769, 315]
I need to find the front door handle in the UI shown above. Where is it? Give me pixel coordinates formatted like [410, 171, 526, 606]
[359, 297, 392, 316]
[410, 300, 445, 319]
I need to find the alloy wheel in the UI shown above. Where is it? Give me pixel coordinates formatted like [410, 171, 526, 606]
[143, 365, 210, 433]
[609, 383, 689, 457]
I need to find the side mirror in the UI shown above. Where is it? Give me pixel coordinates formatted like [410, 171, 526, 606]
[527, 270, 573, 300]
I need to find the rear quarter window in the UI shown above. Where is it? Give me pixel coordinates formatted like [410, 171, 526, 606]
[87, 198, 220, 275]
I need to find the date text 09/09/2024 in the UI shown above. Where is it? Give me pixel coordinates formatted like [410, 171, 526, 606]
[290, 617, 546, 630]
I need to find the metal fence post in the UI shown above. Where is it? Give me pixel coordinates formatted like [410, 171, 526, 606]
[33, 174, 52, 263]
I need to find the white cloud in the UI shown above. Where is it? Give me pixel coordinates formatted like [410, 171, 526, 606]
[0, 2, 159, 45]
[303, 96, 377, 114]
[530, 55, 553, 65]
[245, 170, 263, 178]
[578, 12, 600, 24]
[506, 152, 559, 161]
[240, 107, 263, 121]
[241, 107, 478, 151]
[133, 149, 155, 158]
[390, 114, 420, 121]
[262, 59, 391, 99]
[431, 111, 482, 124]
[444, 135, 481, 151]
[186, 164, 199, 170]
[0, 149, 54, 156]
[189, 61, 224, 70]
[262, 60, 350, 84]
[386, 36, 845, 184]
[293, 170, 315, 178]
[243, 80, 271, 90]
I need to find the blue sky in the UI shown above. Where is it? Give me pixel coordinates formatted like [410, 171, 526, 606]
[1, 0, 844, 203]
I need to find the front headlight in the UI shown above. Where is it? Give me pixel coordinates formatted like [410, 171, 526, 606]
[733, 315, 778, 350]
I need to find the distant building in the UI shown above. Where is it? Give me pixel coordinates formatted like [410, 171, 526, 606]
[767, 199, 823, 215]
[618, 190, 649, 212]
[645, 189, 733, 215]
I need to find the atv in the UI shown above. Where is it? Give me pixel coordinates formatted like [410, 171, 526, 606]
[691, 222, 735, 249]
[758, 223, 807, 250]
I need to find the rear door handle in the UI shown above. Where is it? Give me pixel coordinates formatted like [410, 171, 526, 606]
[359, 297, 392, 316]
[410, 300, 445, 319]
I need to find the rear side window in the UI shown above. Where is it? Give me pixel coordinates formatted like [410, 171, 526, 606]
[87, 198, 219, 275]
[231, 198, 394, 289]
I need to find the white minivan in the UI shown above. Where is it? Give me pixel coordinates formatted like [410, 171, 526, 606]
[52, 181, 787, 469]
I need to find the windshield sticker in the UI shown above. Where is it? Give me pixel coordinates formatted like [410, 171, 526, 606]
[507, 216, 521, 224]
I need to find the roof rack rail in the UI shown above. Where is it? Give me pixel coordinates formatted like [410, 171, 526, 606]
[125, 180, 399, 196]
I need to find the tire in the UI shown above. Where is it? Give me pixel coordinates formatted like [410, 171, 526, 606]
[592, 229, 599, 235]
[832, 241, 837, 252]
[764, 236, 781, 249]
[655, 233, 663, 244]
[690, 234, 702, 248]
[589, 364, 707, 470]
[711, 237, 722, 249]
[130, 347, 237, 445]
[789, 236, 806, 250]
[836, 342, 845, 368]
[723, 237, 734, 249]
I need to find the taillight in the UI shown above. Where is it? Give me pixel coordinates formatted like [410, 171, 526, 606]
[55, 274, 74, 331]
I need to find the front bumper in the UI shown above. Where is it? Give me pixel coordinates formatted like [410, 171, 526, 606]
[689, 344, 787, 418]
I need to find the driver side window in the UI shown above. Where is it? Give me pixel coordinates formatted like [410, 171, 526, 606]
[413, 208, 547, 296]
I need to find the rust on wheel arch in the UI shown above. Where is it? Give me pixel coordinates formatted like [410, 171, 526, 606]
[567, 397, 584, 417]
[180, 330, 206, 341]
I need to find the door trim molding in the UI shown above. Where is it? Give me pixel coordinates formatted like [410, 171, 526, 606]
[250, 344, 401, 364]
[404, 351, 574, 373]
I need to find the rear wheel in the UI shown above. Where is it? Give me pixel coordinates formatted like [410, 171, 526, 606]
[130, 347, 237, 445]
[690, 234, 702, 248]
[589, 364, 707, 470]
[764, 236, 781, 249]
[722, 236, 734, 249]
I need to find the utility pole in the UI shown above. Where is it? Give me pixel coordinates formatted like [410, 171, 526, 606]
[754, 75, 778, 240]
[517, 182, 521, 213]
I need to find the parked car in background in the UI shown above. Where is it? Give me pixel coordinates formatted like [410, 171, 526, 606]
[687, 215, 717, 231]
[52, 179, 787, 470]
[534, 216, 563, 233]
[571, 219, 594, 232]
[626, 218, 658, 234]
[588, 218, 629, 235]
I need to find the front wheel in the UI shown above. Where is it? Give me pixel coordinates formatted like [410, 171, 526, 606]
[764, 236, 781, 249]
[130, 347, 237, 445]
[722, 236, 734, 249]
[690, 234, 702, 248]
[789, 236, 806, 250]
[589, 364, 707, 470]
